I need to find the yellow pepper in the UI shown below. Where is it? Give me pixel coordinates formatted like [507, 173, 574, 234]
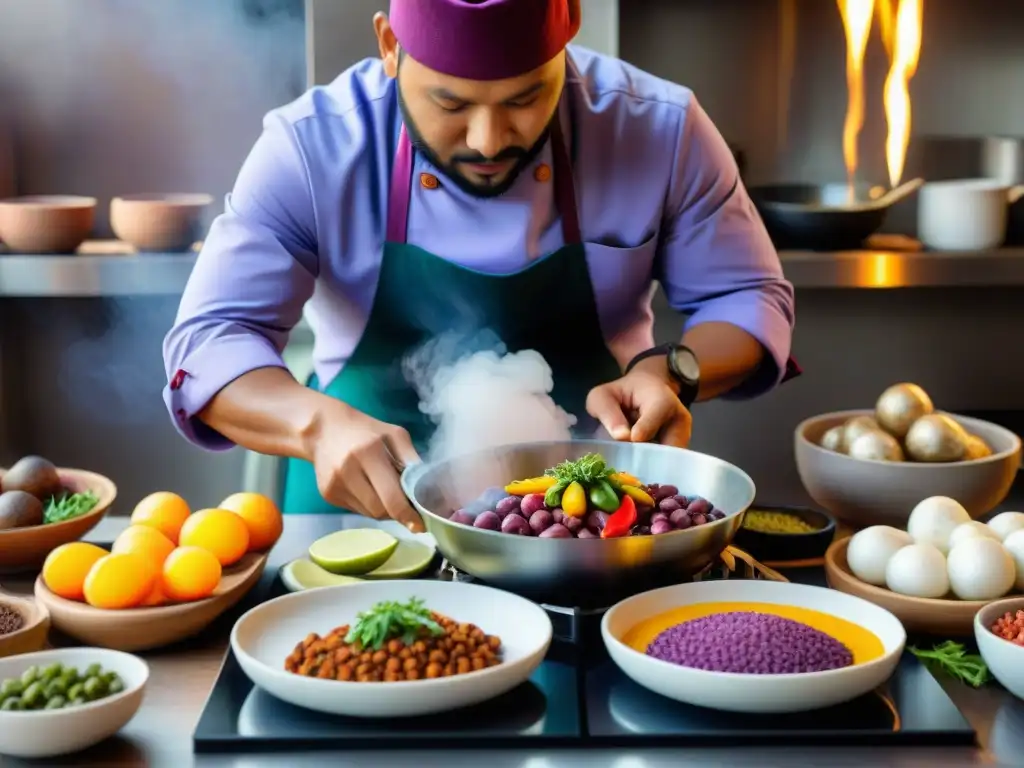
[561, 481, 588, 517]
[611, 471, 642, 488]
[619, 484, 655, 507]
[505, 476, 558, 495]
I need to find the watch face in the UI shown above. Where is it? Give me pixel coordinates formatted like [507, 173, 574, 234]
[670, 346, 700, 382]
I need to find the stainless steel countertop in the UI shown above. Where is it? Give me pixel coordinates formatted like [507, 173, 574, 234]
[1, 247, 1024, 296]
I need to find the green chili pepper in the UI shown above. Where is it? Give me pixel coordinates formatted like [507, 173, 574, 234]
[588, 479, 620, 512]
[544, 477, 570, 509]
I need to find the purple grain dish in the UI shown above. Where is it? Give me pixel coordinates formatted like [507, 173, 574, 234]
[646, 612, 854, 674]
[450, 509, 476, 526]
[529, 509, 554, 534]
[473, 511, 501, 530]
[658, 498, 681, 514]
[501, 514, 532, 535]
[495, 496, 522, 518]
[520, 494, 547, 517]
[650, 519, 673, 535]
[669, 509, 691, 529]
[539, 523, 571, 539]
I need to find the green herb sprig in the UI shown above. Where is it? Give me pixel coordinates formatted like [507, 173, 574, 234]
[44, 490, 100, 525]
[344, 597, 444, 651]
[910, 641, 991, 688]
[545, 453, 615, 485]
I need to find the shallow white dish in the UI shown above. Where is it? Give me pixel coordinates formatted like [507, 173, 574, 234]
[602, 579, 906, 714]
[231, 579, 552, 718]
[975, 597, 1024, 701]
[0, 647, 148, 758]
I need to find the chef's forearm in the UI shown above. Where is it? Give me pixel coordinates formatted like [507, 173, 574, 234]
[682, 321, 765, 401]
[198, 367, 338, 462]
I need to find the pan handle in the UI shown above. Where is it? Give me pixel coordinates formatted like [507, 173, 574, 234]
[874, 177, 924, 208]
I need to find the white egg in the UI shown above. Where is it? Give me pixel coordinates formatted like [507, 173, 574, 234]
[885, 543, 950, 598]
[847, 525, 913, 585]
[988, 511, 1024, 542]
[948, 520, 1002, 550]
[946, 537, 1016, 601]
[1004, 530, 1024, 592]
[906, 496, 971, 554]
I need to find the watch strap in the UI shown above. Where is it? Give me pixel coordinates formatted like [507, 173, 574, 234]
[625, 344, 700, 409]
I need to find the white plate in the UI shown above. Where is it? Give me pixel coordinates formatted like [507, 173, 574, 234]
[230, 579, 552, 717]
[0, 647, 148, 758]
[602, 580, 905, 714]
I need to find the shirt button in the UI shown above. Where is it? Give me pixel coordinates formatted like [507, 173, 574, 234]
[420, 172, 439, 190]
[170, 369, 188, 390]
[533, 163, 552, 183]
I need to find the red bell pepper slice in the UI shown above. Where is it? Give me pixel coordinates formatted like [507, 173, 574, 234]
[601, 494, 637, 539]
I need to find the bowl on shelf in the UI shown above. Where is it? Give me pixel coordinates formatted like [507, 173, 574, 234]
[35, 552, 267, 652]
[0, 592, 49, 658]
[732, 504, 836, 564]
[109, 193, 213, 252]
[975, 597, 1024, 700]
[795, 409, 1020, 528]
[0, 468, 117, 574]
[0, 196, 96, 254]
[0, 647, 148, 759]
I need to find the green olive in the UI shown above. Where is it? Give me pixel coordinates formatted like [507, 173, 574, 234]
[61, 668, 79, 685]
[69, 696, 87, 707]
[83, 677, 106, 700]
[44, 695, 67, 710]
[67, 683, 84, 701]
[0, 678, 23, 698]
[40, 663, 63, 683]
[20, 681, 44, 709]
[107, 677, 125, 695]
[83, 663, 102, 679]
[44, 679, 67, 698]
[0, 697, 23, 711]
[20, 666, 39, 686]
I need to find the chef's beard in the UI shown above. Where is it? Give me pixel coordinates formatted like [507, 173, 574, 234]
[397, 85, 551, 199]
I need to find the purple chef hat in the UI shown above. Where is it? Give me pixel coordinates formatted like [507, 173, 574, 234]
[389, 0, 581, 81]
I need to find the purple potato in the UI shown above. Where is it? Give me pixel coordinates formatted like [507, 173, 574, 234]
[577, 528, 597, 539]
[658, 497, 681, 514]
[539, 523, 572, 538]
[563, 514, 584, 534]
[529, 509, 554, 534]
[709, 509, 725, 521]
[651, 519, 674, 535]
[632, 525, 651, 536]
[686, 498, 712, 517]
[473, 511, 501, 530]
[495, 496, 522, 518]
[646, 483, 660, 494]
[586, 510, 610, 533]
[653, 484, 679, 501]
[450, 509, 476, 526]
[501, 514, 533, 535]
[651, 511, 669, 524]
[520, 493, 547, 517]
[690, 513, 707, 526]
[673, 494, 689, 507]
[551, 508, 566, 525]
[669, 508, 691, 529]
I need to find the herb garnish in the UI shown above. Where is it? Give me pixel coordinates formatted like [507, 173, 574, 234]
[44, 490, 100, 524]
[910, 640, 991, 688]
[545, 453, 615, 485]
[344, 597, 444, 651]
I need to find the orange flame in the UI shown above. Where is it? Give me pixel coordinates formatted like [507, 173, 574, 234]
[836, 0, 876, 192]
[883, 0, 923, 188]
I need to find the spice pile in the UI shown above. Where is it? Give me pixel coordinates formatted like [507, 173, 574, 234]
[646, 611, 854, 674]
[742, 509, 821, 535]
[0, 604, 24, 636]
[284, 597, 503, 682]
[449, 452, 726, 539]
[990, 609, 1024, 647]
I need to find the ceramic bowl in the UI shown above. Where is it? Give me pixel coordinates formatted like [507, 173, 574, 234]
[231, 579, 553, 718]
[732, 504, 837, 564]
[0, 593, 50, 658]
[110, 193, 212, 252]
[795, 409, 1020, 528]
[975, 597, 1024, 700]
[824, 536, 996, 636]
[0, 467, 117, 573]
[602, 579, 905, 714]
[0, 647, 148, 758]
[0, 196, 96, 253]
[35, 552, 266, 652]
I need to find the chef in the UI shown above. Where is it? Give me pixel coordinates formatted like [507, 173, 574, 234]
[162, 0, 797, 532]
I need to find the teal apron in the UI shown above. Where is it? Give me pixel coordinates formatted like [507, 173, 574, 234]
[281, 116, 623, 515]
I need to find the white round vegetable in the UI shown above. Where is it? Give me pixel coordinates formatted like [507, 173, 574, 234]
[1003, 530, 1024, 592]
[847, 525, 913, 586]
[988, 511, 1024, 542]
[947, 520, 1001, 551]
[946, 537, 1016, 601]
[906, 496, 970, 554]
[885, 543, 950, 599]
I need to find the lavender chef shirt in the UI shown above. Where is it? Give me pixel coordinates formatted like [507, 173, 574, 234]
[163, 46, 796, 450]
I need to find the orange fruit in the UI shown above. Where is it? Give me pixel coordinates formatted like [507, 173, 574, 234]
[131, 492, 191, 544]
[83, 552, 158, 610]
[42, 542, 109, 601]
[218, 492, 283, 552]
[112, 525, 176, 566]
[178, 508, 250, 566]
[162, 546, 222, 602]
[139, 580, 167, 607]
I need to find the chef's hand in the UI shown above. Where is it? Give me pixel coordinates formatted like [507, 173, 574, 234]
[586, 366, 692, 448]
[309, 403, 425, 532]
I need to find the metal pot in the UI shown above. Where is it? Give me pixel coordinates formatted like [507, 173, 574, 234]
[400, 439, 756, 608]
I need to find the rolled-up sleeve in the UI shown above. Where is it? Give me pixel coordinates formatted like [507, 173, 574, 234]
[163, 113, 318, 449]
[656, 95, 795, 398]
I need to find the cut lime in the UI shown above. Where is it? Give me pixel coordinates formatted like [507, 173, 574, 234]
[308, 528, 399, 575]
[281, 558, 363, 592]
[364, 539, 437, 579]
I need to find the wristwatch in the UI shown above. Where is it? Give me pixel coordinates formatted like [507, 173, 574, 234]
[625, 344, 700, 409]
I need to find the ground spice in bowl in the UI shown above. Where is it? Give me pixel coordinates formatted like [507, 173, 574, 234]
[742, 509, 821, 535]
[0, 603, 25, 636]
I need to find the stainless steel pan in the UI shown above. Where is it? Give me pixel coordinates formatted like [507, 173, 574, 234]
[400, 440, 756, 608]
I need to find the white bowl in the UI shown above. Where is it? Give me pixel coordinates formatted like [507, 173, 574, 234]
[975, 597, 1024, 700]
[230, 579, 552, 718]
[0, 647, 148, 758]
[602, 579, 906, 714]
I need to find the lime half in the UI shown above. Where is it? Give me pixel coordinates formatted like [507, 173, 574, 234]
[365, 539, 437, 579]
[308, 528, 399, 575]
[281, 558, 363, 592]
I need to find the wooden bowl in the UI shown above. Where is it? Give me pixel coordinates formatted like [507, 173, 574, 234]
[0, 195, 96, 253]
[0, 468, 117, 574]
[0, 592, 50, 658]
[110, 193, 212, 252]
[34, 552, 267, 652]
[824, 535, 998, 636]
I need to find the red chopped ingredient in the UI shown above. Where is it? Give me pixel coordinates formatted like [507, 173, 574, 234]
[989, 609, 1024, 647]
